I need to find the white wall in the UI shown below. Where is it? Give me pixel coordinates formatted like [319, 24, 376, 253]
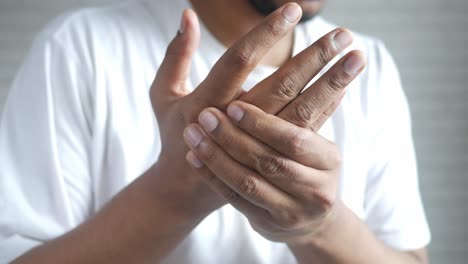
[1, 0, 467, 262]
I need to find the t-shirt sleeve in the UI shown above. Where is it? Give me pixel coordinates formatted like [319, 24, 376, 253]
[363, 40, 431, 251]
[0, 26, 93, 262]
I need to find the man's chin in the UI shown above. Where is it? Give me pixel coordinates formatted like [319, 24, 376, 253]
[248, 0, 277, 17]
[248, 0, 320, 24]
[299, 12, 319, 23]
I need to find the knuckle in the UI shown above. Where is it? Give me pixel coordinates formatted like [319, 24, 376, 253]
[274, 73, 300, 100]
[258, 155, 297, 182]
[312, 189, 335, 212]
[325, 74, 348, 92]
[264, 19, 283, 39]
[238, 176, 260, 199]
[287, 130, 309, 155]
[257, 154, 283, 176]
[276, 209, 302, 229]
[292, 102, 318, 127]
[230, 44, 255, 70]
[315, 40, 333, 66]
[251, 117, 268, 132]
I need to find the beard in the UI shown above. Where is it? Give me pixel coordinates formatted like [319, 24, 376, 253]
[248, 0, 319, 23]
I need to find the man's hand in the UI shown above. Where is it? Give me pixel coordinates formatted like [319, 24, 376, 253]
[151, 3, 355, 220]
[150, 4, 304, 217]
[181, 37, 429, 263]
[185, 101, 343, 244]
[181, 42, 366, 243]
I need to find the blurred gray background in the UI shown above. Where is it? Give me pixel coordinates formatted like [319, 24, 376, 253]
[0, 0, 467, 262]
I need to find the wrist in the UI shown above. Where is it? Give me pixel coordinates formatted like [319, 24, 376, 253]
[288, 200, 349, 253]
[147, 153, 222, 220]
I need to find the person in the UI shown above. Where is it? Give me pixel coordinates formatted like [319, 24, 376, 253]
[0, 0, 431, 263]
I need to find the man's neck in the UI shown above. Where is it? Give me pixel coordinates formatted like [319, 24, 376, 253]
[189, 0, 294, 68]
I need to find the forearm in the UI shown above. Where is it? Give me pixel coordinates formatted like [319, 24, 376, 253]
[288, 201, 427, 264]
[13, 159, 205, 264]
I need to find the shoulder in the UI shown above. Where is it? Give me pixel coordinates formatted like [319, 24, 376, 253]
[32, 0, 172, 61]
[38, 0, 157, 38]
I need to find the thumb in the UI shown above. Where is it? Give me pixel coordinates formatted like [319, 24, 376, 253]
[151, 9, 200, 109]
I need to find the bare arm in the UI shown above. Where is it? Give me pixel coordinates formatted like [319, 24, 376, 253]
[13, 160, 204, 264]
[289, 202, 429, 264]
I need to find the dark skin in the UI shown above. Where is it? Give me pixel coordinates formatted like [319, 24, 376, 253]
[249, 0, 325, 21]
[13, 2, 428, 263]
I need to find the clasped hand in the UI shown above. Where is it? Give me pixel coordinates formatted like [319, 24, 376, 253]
[184, 97, 344, 245]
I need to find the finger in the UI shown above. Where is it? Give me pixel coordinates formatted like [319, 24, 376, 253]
[190, 3, 302, 108]
[196, 107, 326, 199]
[278, 50, 366, 129]
[151, 9, 200, 109]
[187, 151, 288, 232]
[226, 101, 341, 170]
[183, 124, 297, 212]
[310, 89, 347, 131]
[240, 28, 353, 114]
[186, 151, 270, 220]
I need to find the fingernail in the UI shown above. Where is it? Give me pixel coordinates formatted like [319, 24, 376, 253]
[187, 151, 203, 168]
[184, 126, 203, 147]
[333, 30, 353, 51]
[199, 111, 219, 132]
[343, 53, 365, 76]
[227, 104, 245, 122]
[282, 3, 302, 23]
[179, 12, 187, 34]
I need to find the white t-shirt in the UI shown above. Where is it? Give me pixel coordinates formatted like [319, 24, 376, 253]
[0, 0, 431, 263]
